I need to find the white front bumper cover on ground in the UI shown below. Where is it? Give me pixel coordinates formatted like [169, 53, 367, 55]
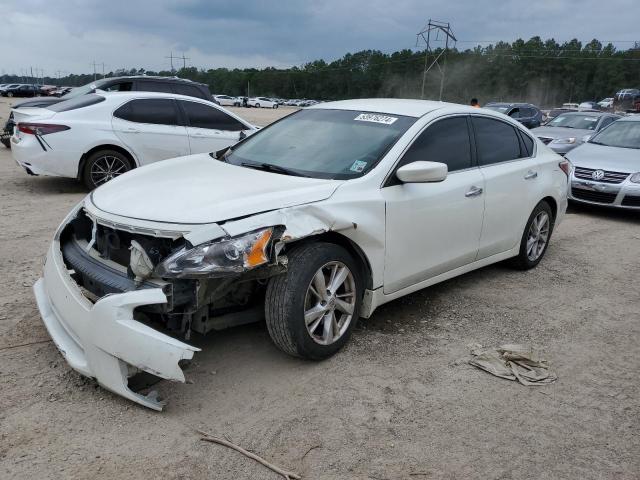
[33, 239, 199, 410]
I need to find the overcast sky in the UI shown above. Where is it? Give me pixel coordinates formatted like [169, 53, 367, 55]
[1, 0, 638, 76]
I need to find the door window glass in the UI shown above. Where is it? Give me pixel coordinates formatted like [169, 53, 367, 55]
[114, 99, 180, 126]
[397, 117, 473, 172]
[472, 117, 523, 165]
[180, 101, 245, 131]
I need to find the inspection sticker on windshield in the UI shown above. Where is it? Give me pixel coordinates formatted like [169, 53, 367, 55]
[354, 113, 398, 125]
[350, 160, 368, 173]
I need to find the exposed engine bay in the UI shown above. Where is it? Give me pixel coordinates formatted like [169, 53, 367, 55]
[60, 209, 286, 339]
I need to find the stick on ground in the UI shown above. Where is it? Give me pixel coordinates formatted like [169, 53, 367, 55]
[196, 428, 301, 480]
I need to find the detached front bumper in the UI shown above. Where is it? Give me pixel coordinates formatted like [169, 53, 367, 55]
[34, 242, 199, 410]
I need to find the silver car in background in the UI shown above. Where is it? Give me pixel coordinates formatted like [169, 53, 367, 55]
[566, 116, 640, 209]
[533, 111, 620, 155]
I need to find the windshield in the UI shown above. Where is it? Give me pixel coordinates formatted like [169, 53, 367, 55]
[61, 79, 110, 99]
[548, 113, 600, 130]
[224, 109, 416, 179]
[484, 105, 509, 113]
[589, 121, 640, 149]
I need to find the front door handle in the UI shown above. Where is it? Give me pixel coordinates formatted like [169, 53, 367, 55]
[465, 186, 483, 198]
[524, 170, 538, 180]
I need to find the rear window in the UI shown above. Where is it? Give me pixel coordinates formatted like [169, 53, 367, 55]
[48, 94, 106, 112]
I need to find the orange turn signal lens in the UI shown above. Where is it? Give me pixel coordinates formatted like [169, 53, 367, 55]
[244, 228, 273, 267]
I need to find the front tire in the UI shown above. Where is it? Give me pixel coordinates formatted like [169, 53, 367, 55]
[255, 103, 260, 108]
[511, 201, 554, 270]
[265, 242, 362, 360]
[82, 149, 132, 190]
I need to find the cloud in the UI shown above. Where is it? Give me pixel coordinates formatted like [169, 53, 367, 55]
[0, 0, 637, 76]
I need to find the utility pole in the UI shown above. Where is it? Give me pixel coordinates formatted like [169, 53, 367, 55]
[165, 52, 177, 73]
[91, 61, 98, 81]
[416, 19, 456, 100]
[180, 53, 190, 70]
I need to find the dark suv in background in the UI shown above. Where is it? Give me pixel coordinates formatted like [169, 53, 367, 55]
[1, 76, 212, 148]
[483, 102, 543, 129]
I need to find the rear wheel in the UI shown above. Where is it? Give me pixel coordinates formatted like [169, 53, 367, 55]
[265, 242, 362, 360]
[255, 103, 261, 108]
[82, 149, 132, 190]
[511, 201, 554, 270]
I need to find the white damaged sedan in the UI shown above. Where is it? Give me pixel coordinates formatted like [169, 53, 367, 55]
[34, 99, 569, 409]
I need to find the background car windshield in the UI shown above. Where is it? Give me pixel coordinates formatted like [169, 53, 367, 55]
[484, 105, 509, 113]
[590, 121, 640, 149]
[226, 109, 416, 179]
[548, 113, 599, 130]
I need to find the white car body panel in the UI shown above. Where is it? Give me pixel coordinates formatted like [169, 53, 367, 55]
[382, 168, 485, 293]
[112, 115, 190, 165]
[34, 99, 568, 409]
[186, 126, 242, 155]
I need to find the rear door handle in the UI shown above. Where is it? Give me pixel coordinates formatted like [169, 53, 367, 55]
[124, 127, 140, 134]
[465, 186, 483, 198]
[524, 170, 538, 180]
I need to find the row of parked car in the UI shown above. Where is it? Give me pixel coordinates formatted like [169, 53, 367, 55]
[0, 83, 73, 98]
[213, 94, 321, 108]
[9, 74, 579, 410]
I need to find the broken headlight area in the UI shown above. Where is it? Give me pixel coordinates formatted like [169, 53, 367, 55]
[155, 227, 278, 279]
[58, 210, 286, 338]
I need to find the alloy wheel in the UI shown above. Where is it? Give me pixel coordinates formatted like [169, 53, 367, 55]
[90, 155, 128, 186]
[526, 211, 550, 261]
[304, 261, 356, 346]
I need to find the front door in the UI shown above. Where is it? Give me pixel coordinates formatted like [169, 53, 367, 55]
[382, 116, 485, 294]
[112, 98, 190, 165]
[178, 100, 248, 154]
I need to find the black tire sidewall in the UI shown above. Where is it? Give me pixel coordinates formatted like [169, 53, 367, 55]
[82, 150, 132, 190]
[516, 201, 554, 269]
[268, 242, 363, 360]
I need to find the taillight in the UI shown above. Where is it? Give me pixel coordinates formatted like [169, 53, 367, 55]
[17, 123, 70, 135]
[559, 160, 571, 178]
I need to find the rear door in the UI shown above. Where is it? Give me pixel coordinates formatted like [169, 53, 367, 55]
[471, 116, 541, 258]
[178, 100, 248, 153]
[111, 98, 189, 165]
[382, 116, 485, 293]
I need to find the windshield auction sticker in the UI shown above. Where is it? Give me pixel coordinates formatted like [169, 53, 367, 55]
[350, 160, 368, 172]
[354, 113, 398, 125]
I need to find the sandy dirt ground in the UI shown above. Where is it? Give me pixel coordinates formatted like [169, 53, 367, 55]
[0, 97, 639, 480]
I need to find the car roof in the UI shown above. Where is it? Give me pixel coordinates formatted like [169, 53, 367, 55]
[485, 102, 534, 107]
[94, 91, 214, 103]
[618, 114, 640, 122]
[556, 111, 614, 118]
[308, 98, 457, 117]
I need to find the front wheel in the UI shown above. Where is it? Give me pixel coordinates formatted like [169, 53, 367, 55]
[272, 104, 278, 109]
[265, 242, 362, 360]
[82, 149, 132, 190]
[511, 201, 554, 270]
[255, 103, 260, 108]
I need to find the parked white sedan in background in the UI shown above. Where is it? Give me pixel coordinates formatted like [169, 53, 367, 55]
[34, 99, 568, 409]
[248, 96, 278, 108]
[213, 94, 240, 106]
[11, 92, 256, 188]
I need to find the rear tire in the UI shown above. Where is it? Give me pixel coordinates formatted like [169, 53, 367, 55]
[255, 103, 260, 108]
[265, 242, 362, 360]
[82, 149, 132, 190]
[510, 201, 554, 270]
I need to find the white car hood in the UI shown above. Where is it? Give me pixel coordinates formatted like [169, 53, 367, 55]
[91, 154, 343, 224]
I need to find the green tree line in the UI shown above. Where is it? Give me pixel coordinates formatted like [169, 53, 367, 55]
[3, 37, 639, 107]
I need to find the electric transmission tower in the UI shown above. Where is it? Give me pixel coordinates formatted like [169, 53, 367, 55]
[416, 19, 457, 100]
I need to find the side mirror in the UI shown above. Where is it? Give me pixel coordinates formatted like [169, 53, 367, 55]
[396, 161, 448, 183]
[581, 134, 592, 143]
